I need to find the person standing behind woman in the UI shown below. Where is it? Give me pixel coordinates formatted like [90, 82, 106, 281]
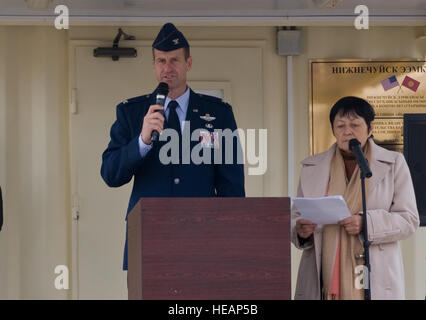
[292, 96, 419, 300]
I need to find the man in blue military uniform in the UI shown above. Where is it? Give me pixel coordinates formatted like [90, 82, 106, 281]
[101, 23, 245, 270]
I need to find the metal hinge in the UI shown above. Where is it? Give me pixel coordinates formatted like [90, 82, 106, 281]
[72, 193, 80, 220]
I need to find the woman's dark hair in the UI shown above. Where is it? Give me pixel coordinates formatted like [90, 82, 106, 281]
[329, 96, 375, 131]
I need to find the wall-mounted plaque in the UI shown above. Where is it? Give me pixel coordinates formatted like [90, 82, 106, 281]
[309, 59, 426, 155]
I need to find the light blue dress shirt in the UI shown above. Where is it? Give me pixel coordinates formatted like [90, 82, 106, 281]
[138, 87, 190, 158]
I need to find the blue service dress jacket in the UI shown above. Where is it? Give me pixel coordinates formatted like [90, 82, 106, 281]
[101, 88, 245, 269]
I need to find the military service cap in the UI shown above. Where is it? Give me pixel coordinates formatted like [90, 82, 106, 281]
[152, 23, 189, 51]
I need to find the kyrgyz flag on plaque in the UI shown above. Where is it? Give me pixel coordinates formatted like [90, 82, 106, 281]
[401, 76, 420, 92]
[381, 75, 399, 91]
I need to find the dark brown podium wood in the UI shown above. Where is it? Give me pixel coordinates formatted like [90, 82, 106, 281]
[127, 198, 290, 300]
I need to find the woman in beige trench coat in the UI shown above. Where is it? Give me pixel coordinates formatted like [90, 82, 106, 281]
[291, 96, 419, 300]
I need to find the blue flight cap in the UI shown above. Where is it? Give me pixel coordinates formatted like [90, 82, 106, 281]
[152, 23, 189, 51]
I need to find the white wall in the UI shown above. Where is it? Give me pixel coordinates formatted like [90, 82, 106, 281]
[0, 25, 424, 299]
[0, 27, 70, 299]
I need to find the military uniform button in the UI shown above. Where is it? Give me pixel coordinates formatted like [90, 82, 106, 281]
[174, 178, 180, 184]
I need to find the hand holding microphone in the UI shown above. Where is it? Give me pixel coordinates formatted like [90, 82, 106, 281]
[140, 82, 169, 145]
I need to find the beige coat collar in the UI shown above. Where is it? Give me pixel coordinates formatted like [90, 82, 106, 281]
[300, 139, 398, 198]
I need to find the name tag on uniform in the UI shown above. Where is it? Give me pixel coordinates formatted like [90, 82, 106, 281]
[199, 130, 219, 149]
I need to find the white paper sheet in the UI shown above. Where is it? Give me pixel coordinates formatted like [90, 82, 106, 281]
[292, 195, 352, 225]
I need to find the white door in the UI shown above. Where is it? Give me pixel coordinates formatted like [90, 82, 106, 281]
[70, 40, 264, 299]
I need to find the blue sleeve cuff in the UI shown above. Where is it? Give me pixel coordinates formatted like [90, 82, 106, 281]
[138, 135, 153, 159]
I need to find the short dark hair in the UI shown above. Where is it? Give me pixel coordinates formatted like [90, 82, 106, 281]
[329, 96, 375, 131]
[152, 46, 191, 61]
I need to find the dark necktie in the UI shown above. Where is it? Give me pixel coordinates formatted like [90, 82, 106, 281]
[167, 100, 181, 136]
[167, 100, 182, 162]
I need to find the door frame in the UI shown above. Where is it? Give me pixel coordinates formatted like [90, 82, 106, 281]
[68, 38, 267, 299]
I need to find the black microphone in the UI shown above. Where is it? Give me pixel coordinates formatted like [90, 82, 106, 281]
[151, 82, 169, 143]
[349, 139, 372, 178]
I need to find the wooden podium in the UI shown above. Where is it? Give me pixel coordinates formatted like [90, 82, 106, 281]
[127, 198, 290, 300]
